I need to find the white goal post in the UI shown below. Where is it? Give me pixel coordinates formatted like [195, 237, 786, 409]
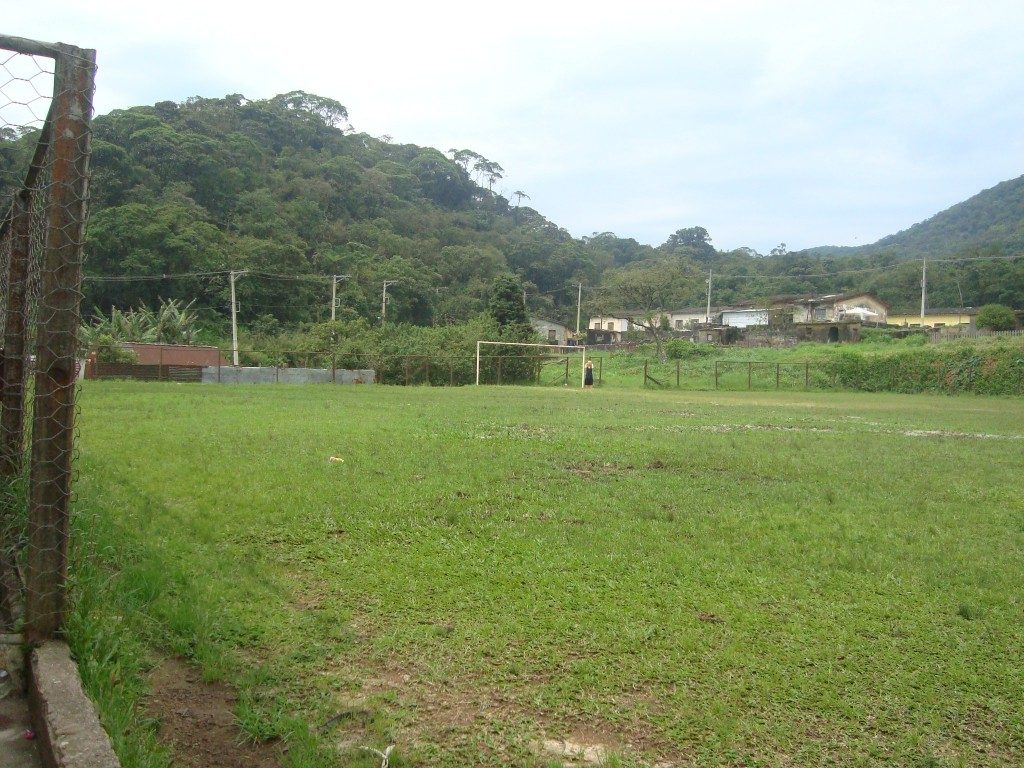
[475, 341, 588, 387]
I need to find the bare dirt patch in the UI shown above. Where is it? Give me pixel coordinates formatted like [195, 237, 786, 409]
[145, 658, 281, 768]
[564, 460, 629, 478]
[326, 649, 686, 766]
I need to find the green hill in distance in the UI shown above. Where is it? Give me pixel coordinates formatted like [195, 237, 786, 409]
[3, 91, 1021, 326]
[799, 174, 1024, 261]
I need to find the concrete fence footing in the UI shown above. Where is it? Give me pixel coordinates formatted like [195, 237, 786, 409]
[28, 641, 119, 768]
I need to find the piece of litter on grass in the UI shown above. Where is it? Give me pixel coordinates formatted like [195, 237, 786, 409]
[329, 456, 344, 463]
[23, 729, 35, 740]
[360, 744, 394, 768]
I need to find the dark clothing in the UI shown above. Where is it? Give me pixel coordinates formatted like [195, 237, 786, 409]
[584, 367, 594, 385]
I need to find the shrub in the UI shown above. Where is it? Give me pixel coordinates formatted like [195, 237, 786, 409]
[93, 335, 138, 364]
[976, 304, 1017, 331]
[821, 341, 1024, 395]
[665, 339, 716, 359]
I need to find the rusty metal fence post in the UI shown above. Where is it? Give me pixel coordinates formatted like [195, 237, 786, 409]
[5, 40, 97, 642]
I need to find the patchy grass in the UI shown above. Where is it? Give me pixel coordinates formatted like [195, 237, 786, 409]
[69, 382, 1024, 767]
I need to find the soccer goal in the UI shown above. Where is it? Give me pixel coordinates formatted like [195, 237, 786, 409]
[475, 341, 588, 387]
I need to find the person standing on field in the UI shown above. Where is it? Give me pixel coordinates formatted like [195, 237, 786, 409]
[584, 360, 594, 390]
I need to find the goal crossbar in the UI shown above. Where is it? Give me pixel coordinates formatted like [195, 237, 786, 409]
[475, 340, 588, 386]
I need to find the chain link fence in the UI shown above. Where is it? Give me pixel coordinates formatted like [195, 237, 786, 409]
[0, 35, 95, 642]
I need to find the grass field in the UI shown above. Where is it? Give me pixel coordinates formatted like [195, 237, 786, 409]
[69, 382, 1024, 767]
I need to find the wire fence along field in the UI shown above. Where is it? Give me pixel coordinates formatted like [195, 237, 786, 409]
[85, 345, 603, 387]
[0, 35, 95, 642]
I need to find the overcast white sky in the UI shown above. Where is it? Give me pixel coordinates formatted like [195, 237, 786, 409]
[6, 0, 1024, 252]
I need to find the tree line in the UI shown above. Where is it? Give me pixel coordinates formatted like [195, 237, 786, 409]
[2, 91, 1022, 343]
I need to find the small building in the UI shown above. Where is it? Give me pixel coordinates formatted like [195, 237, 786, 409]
[587, 315, 632, 342]
[666, 307, 713, 330]
[119, 343, 228, 366]
[781, 293, 889, 324]
[888, 308, 977, 329]
[720, 308, 770, 328]
[84, 343, 229, 381]
[692, 326, 736, 344]
[530, 317, 573, 345]
[793, 321, 861, 343]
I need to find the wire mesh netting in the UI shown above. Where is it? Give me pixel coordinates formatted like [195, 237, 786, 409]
[0, 36, 95, 641]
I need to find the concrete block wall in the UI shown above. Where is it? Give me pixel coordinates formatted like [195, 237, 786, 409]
[201, 366, 375, 385]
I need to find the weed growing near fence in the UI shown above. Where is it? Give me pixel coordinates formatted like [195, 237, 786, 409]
[71, 383, 1024, 767]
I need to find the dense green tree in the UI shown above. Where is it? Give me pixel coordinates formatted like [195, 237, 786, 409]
[488, 273, 530, 331]
[976, 303, 1017, 330]
[662, 226, 717, 263]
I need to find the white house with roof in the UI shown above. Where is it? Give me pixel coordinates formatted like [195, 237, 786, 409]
[666, 307, 712, 329]
[588, 315, 632, 334]
[720, 308, 770, 328]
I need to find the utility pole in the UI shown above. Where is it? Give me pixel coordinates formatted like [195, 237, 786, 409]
[920, 258, 927, 321]
[706, 269, 713, 323]
[229, 269, 248, 366]
[330, 274, 349, 321]
[575, 283, 583, 335]
[381, 280, 398, 325]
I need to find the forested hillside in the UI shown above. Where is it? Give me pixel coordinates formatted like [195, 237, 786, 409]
[801, 175, 1024, 261]
[77, 92, 625, 331]
[2, 91, 1022, 330]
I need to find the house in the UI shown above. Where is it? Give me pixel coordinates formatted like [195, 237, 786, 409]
[783, 293, 889, 324]
[587, 315, 632, 342]
[530, 317, 573, 345]
[888, 308, 977, 329]
[666, 307, 712, 329]
[719, 308, 770, 328]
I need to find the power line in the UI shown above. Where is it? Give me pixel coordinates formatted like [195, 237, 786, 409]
[82, 269, 229, 282]
[931, 254, 1024, 264]
[79, 252, 1024, 286]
